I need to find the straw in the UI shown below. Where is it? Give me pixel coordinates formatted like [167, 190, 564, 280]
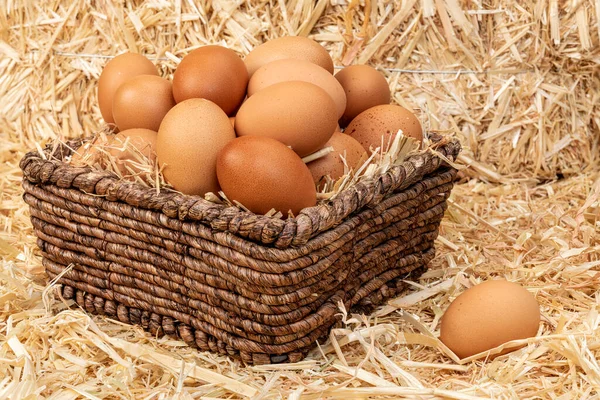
[1, 0, 599, 398]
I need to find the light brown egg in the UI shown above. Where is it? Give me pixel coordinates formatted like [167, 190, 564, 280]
[216, 136, 316, 216]
[345, 104, 423, 154]
[108, 128, 158, 176]
[307, 132, 366, 188]
[244, 36, 334, 78]
[157, 98, 235, 196]
[229, 117, 235, 128]
[98, 53, 158, 125]
[335, 65, 391, 127]
[112, 75, 175, 132]
[110, 128, 157, 159]
[248, 59, 346, 119]
[235, 81, 337, 157]
[71, 128, 157, 178]
[440, 280, 540, 359]
[172, 46, 248, 115]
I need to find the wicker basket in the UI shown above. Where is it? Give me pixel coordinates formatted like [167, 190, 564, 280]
[20, 135, 460, 365]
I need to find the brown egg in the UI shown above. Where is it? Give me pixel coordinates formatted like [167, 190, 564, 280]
[112, 75, 175, 132]
[335, 65, 391, 127]
[157, 99, 235, 196]
[235, 81, 337, 157]
[98, 53, 158, 125]
[440, 280, 540, 359]
[248, 59, 346, 119]
[244, 36, 334, 78]
[110, 128, 157, 159]
[71, 128, 157, 177]
[307, 132, 366, 188]
[172, 46, 248, 115]
[345, 104, 423, 154]
[216, 136, 316, 215]
[108, 128, 158, 176]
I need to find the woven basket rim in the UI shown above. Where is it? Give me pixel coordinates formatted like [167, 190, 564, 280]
[20, 133, 461, 248]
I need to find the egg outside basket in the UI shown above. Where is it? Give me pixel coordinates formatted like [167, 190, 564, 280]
[20, 134, 460, 365]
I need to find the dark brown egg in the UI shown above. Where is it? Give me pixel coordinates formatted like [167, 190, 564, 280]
[216, 136, 317, 216]
[244, 36, 334, 78]
[307, 132, 366, 188]
[157, 98, 236, 196]
[172, 46, 248, 115]
[345, 104, 423, 154]
[335, 65, 391, 127]
[235, 81, 337, 157]
[112, 75, 175, 132]
[98, 53, 158, 125]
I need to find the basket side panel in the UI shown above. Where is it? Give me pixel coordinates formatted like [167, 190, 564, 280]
[24, 165, 458, 364]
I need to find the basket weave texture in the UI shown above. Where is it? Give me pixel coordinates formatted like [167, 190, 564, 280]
[20, 135, 460, 365]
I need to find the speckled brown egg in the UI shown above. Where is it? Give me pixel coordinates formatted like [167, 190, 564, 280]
[307, 132, 366, 188]
[235, 81, 337, 157]
[345, 104, 423, 153]
[157, 98, 235, 196]
[112, 75, 175, 132]
[98, 53, 158, 126]
[244, 36, 334, 78]
[216, 136, 316, 216]
[440, 280, 541, 359]
[172, 46, 248, 115]
[248, 59, 346, 119]
[335, 65, 391, 127]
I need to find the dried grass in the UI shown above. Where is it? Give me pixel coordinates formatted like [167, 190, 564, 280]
[1, 0, 599, 398]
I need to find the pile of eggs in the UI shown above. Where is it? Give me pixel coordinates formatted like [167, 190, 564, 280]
[92, 36, 423, 216]
[90, 39, 544, 360]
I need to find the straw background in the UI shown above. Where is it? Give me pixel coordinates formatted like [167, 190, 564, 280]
[1, 0, 599, 398]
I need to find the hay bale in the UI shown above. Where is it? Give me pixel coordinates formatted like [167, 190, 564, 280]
[1, 1, 598, 180]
